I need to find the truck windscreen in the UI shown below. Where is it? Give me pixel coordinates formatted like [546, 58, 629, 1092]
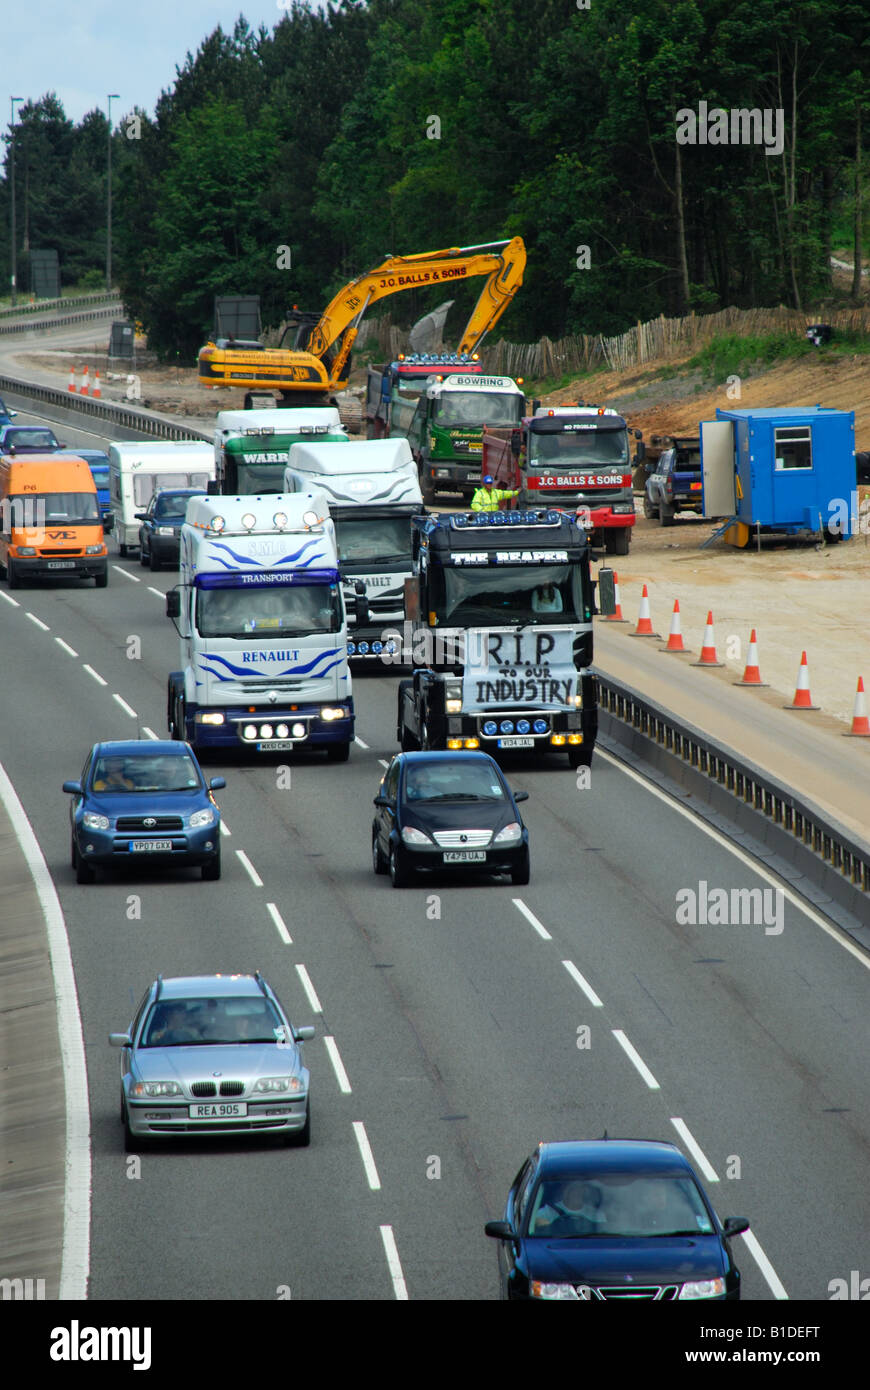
[435, 392, 521, 426]
[437, 564, 587, 627]
[9, 492, 100, 525]
[529, 430, 629, 467]
[334, 515, 412, 563]
[197, 583, 342, 638]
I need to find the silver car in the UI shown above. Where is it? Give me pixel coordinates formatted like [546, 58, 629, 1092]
[110, 973, 313, 1150]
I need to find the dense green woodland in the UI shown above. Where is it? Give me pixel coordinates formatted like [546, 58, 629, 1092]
[1, 0, 868, 359]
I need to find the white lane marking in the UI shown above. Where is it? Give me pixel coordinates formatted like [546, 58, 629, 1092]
[219, 820, 231, 838]
[295, 964, 322, 1014]
[26, 612, 49, 631]
[55, 638, 78, 657]
[379, 1225, 409, 1301]
[740, 1228, 789, 1300]
[266, 902, 292, 944]
[670, 1117, 719, 1182]
[612, 1029, 660, 1089]
[112, 694, 137, 718]
[111, 564, 140, 582]
[354, 736, 369, 749]
[0, 591, 19, 607]
[147, 587, 164, 599]
[323, 1036, 352, 1094]
[0, 762, 90, 1299]
[352, 1120, 382, 1191]
[562, 959, 603, 1007]
[378, 759, 389, 769]
[82, 664, 107, 687]
[142, 727, 159, 741]
[598, 747, 870, 971]
[235, 849, 263, 887]
[513, 898, 552, 940]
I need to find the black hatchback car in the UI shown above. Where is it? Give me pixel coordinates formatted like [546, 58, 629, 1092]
[136, 487, 207, 570]
[485, 1140, 749, 1301]
[372, 750, 530, 888]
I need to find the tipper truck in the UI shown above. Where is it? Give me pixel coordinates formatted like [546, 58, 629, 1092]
[166, 494, 358, 760]
[283, 437, 422, 661]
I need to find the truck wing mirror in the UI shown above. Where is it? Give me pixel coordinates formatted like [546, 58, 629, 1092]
[596, 567, 616, 617]
[510, 430, 522, 457]
[207, 479, 220, 495]
[166, 590, 181, 619]
[635, 440, 646, 461]
[404, 575, 420, 622]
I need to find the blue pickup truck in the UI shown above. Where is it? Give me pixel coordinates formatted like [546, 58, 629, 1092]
[643, 435, 703, 526]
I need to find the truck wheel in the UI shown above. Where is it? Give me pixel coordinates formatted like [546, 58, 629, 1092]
[118, 543, 128, 557]
[397, 680, 420, 749]
[568, 745, 593, 769]
[168, 690, 184, 741]
[605, 528, 630, 556]
[659, 501, 675, 527]
[421, 472, 436, 506]
[326, 742, 351, 762]
[642, 494, 656, 519]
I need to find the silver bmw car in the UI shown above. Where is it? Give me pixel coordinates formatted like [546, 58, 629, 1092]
[110, 973, 313, 1150]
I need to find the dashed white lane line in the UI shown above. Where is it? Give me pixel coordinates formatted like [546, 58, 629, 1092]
[611, 1029, 660, 1089]
[378, 759, 389, 770]
[142, 727, 159, 740]
[513, 898, 552, 940]
[670, 1117, 719, 1182]
[111, 564, 140, 582]
[55, 638, 78, 657]
[112, 693, 137, 718]
[323, 1036, 352, 1094]
[266, 902, 292, 944]
[352, 1121, 382, 1191]
[741, 1228, 789, 1300]
[0, 591, 19, 607]
[295, 964, 322, 1014]
[354, 735, 369, 749]
[26, 612, 49, 631]
[219, 820, 231, 838]
[235, 849, 263, 887]
[562, 959, 603, 1007]
[82, 664, 107, 687]
[147, 587, 164, 599]
[379, 1225, 409, 1301]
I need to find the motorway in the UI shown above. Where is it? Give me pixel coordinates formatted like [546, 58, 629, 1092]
[1, 406, 869, 1302]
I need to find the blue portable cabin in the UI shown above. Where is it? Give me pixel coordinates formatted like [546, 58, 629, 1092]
[703, 406, 856, 541]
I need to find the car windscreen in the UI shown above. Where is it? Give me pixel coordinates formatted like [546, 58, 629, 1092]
[10, 492, 100, 525]
[91, 753, 202, 792]
[529, 429, 629, 468]
[526, 1175, 715, 1238]
[4, 429, 57, 449]
[141, 996, 287, 1047]
[434, 391, 522, 426]
[437, 563, 585, 627]
[154, 493, 201, 519]
[334, 514, 412, 563]
[403, 762, 507, 803]
[197, 582, 342, 638]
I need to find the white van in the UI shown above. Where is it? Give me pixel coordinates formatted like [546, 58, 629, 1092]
[109, 442, 215, 555]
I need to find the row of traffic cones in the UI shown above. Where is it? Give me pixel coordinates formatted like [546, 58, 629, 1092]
[67, 365, 101, 397]
[608, 574, 870, 737]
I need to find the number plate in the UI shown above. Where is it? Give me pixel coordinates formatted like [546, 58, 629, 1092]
[130, 840, 173, 852]
[257, 740, 295, 751]
[497, 737, 535, 749]
[189, 1103, 247, 1118]
[443, 850, 486, 863]
[47, 560, 76, 569]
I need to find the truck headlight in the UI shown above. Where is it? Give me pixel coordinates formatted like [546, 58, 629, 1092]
[445, 681, 462, 714]
[321, 706, 347, 721]
[85, 544, 105, 554]
[15, 546, 36, 556]
[197, 712, 225, 725]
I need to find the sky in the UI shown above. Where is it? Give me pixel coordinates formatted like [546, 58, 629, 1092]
[4, 0, 304, 130]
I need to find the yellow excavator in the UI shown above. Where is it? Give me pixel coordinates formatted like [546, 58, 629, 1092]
[197, 237, 526, 405]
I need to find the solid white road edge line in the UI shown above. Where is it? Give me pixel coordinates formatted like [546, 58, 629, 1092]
[379, 1225, 409, 1300]
[295, 964, 322, 1013]
[323, 1036, 352, 1094]
[352, 1121, 382, 1191]
[611, 1028, 660, 1089]
[0, 762, 90, 1299]
[597, 748, 870, 971]
[512, 898, 552, 940]
[561, 958, 604, 1007]
[669, 1116, 719, 1182]
[266, 902, 292, 944]
[235, 849, 263, 887]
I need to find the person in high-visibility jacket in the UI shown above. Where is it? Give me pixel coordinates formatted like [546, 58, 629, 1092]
[470, 474, 520, 512]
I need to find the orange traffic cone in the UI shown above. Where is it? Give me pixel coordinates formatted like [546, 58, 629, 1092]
[662, 599, 690, 652]
[734, 629, 768, 686]
[692, 610, 724, 666]
[844, 677, 870, 736]
[784, 652, 819, 709]
[630, 583, 658, 637]
[605, 570, 627, 622]
[68, 366, 76, 393]
[92, 371, 101, 399]
[79, 364, 90, 396]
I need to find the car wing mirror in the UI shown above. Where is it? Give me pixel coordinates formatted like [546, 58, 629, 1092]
[512, 789, 529, 803]
[484, 1220, 517, 1240]
[209, 777, 226, 791]
[108, 1033, 132, 1047]
[373, 794, 393, 808]
[62, 780, 83, 794]
[294, 1025, 315, 1042]
[722, 1217, 750, 1239]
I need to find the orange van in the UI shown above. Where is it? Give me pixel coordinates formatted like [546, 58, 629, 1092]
[0, 453, 108, 588]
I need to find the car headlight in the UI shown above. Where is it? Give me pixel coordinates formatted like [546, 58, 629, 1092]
[83, 812, 110, 831]
[494, 822, 522, 845]
[678, 1278, 726, 1299]
[85, 544, 105, 554]
[531, 1281, 582, 1300]
[142, 1081, 183, 1097]
[157, 526, 175, 536]
[401, 826, 431, 846]
[188, 808, 215, 829]
[253, 1076, 304, 1093]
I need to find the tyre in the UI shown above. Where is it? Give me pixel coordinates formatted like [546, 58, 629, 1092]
[94, 570, 108, 588]
[642, 493, 656, 519]
[397, 680, 420, 750]
[149, 546, 161, 572]
[201, 848, 221, 881]
[122, 1099, 148, 1153]
[372, 828, 388, 875]
[70, 834, 78, 869]
[7, 560, 19, 590]
[118, 543, 128, 558]
[421, 471, 436, 506]
[659, 500, 675, 527]
[510, 851, 530, 886]
[605, 527, 630, 555]
[139, 543, 149, 567]
[285, 1102, 311, 1147]
[168, 691, 184, 741]
[326, 742, 350, 762]
[389, 843, 411, 888]
[568, 744, 593, 769]
[76, 852, 96, 883]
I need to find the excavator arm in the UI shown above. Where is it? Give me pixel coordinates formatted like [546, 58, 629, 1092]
[198, 238, 525, 402]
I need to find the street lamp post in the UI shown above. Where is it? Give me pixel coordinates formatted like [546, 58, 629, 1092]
[106, 94, 120, 292]
[10, 97, 23, 306]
